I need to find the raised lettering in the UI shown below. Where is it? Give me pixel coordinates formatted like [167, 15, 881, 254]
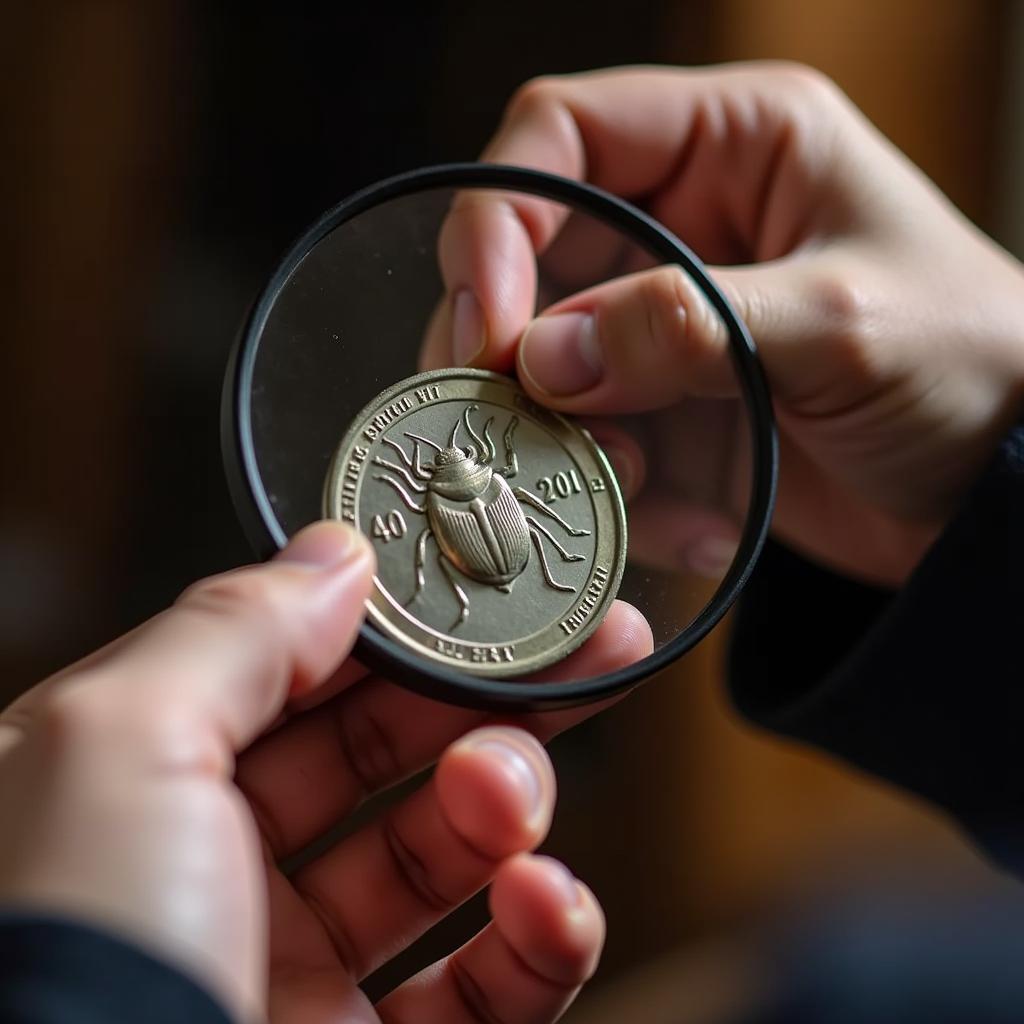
[339, 445, 369, 523]
[435, 639, 465, 660]
[558, 565, 609, 634]
[470, 645, 515, 664]
[414, 384, 443, 404]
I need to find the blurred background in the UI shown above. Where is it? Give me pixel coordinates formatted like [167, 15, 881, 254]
[4, 2, 1024, 1020]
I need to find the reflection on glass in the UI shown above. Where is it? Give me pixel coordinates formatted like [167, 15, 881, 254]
[242, 183, 757, 687]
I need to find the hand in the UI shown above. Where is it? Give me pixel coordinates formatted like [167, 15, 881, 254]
[425, 62, 1024, 585]
[0, 522, 649, 1022]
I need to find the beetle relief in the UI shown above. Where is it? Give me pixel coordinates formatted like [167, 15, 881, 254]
[371, 404, 590, 630]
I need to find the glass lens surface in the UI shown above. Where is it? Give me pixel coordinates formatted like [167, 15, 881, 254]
[236, 177, 768, 702]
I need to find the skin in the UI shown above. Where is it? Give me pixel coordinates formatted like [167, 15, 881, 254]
[9, 58, 1020, 1023]
[0, 521, 654, 1023]
[424, 62, 1024, 586]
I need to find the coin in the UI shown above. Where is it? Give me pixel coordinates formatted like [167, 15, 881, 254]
[323, 369, 627, 677]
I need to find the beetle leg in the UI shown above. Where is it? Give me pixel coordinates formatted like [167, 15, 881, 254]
[514, 486, 590, 536]
[404, 431, 443, 453]
[374, 474, 426, 514]
[381, 435, 413, 469]
[438, 553, 470, 630]
[528, 527, 575, 593]
[383, 435, 433, 481]
[498, 415, 520, 478]
[525, 515, 586, 562]
[404, 527, 432, 605]
[372, 456, 428, 492]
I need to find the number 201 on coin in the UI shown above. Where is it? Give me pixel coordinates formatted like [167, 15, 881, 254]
[537, 468, 583, 503]
[536, 468, 607, 502]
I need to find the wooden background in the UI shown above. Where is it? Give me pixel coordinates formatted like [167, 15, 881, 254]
[1, 2, 1016, 1019]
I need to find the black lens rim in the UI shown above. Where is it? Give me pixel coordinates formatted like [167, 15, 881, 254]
[222, 162, 778, 711]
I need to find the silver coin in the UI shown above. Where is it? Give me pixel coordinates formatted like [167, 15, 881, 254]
[323, 369, 627, 677]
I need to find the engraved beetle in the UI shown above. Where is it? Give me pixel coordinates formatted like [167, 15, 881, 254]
[372, 404, 590, 629]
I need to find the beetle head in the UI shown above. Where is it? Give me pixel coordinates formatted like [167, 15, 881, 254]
[430, 445, 491, 498]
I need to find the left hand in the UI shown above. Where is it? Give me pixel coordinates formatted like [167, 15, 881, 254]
[0, 522, 648, 1022]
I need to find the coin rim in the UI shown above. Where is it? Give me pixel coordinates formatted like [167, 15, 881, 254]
[322, 368, 627, 677]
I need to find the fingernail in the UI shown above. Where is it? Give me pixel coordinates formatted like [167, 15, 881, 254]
[535, 855, 583, 906]
[466, 735, 544, 819]
[452, 289, 486, 366]
[686, 536, 739, 579]
[278, 521, 370, 569]
[519, 312, 602, 396]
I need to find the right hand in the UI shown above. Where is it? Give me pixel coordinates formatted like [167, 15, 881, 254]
[424, 63, 1024, 585]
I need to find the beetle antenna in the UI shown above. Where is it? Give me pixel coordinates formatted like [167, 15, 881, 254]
[463, 405, 488, 462]
[449, 417, 461, 448]
[482, 416, 496, 463]
[404, 432, 443, 453]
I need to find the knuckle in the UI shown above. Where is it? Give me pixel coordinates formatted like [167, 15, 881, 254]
[334, 694, 403, 795]
[449, 959, 505, 1024]
[643, 266, 725, 361]
[38, 679, 216, 769]
[178, 571, 289, 643]
[179, 569, 269, 612]
[809, 270, 880, 377]
[293, 880, 362, 976]
[641, 266, 688, 350]
[812, 270, 870, 335]
[505, 75, 561, 121]
[384, 816, 456, 913]
[176, 570, 293, 702]
[764, 60, 841, 105]
[37, 679, 116, 746]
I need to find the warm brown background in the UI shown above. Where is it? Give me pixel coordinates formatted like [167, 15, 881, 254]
[1, 2, 1018, 1020]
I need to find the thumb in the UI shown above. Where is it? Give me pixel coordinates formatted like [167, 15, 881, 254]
[515, 259, 854, 413]
[16, 521, 375, 765]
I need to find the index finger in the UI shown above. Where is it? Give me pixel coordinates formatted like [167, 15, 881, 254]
[429, 67, 687, 371]
[427, 62, 842, 371]
[235, 599, 653, 861]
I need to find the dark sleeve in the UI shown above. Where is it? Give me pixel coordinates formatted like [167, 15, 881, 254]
[0, 914, 232, 1024]
[728, 423, 1024, 870]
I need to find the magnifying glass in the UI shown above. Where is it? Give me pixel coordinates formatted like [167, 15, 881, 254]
[222, 164, 777, 711]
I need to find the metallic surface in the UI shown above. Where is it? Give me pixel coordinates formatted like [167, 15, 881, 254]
[324, 369, 626, 677]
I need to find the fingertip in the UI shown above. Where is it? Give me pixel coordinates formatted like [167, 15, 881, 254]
[437, 726, 555, 858]
[490, 853, 606, 985]
[606, 601, 655, 663]
[277, 521, 375, 573]
[438, 197, 538, 372]
[531, 600, 653, 683]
